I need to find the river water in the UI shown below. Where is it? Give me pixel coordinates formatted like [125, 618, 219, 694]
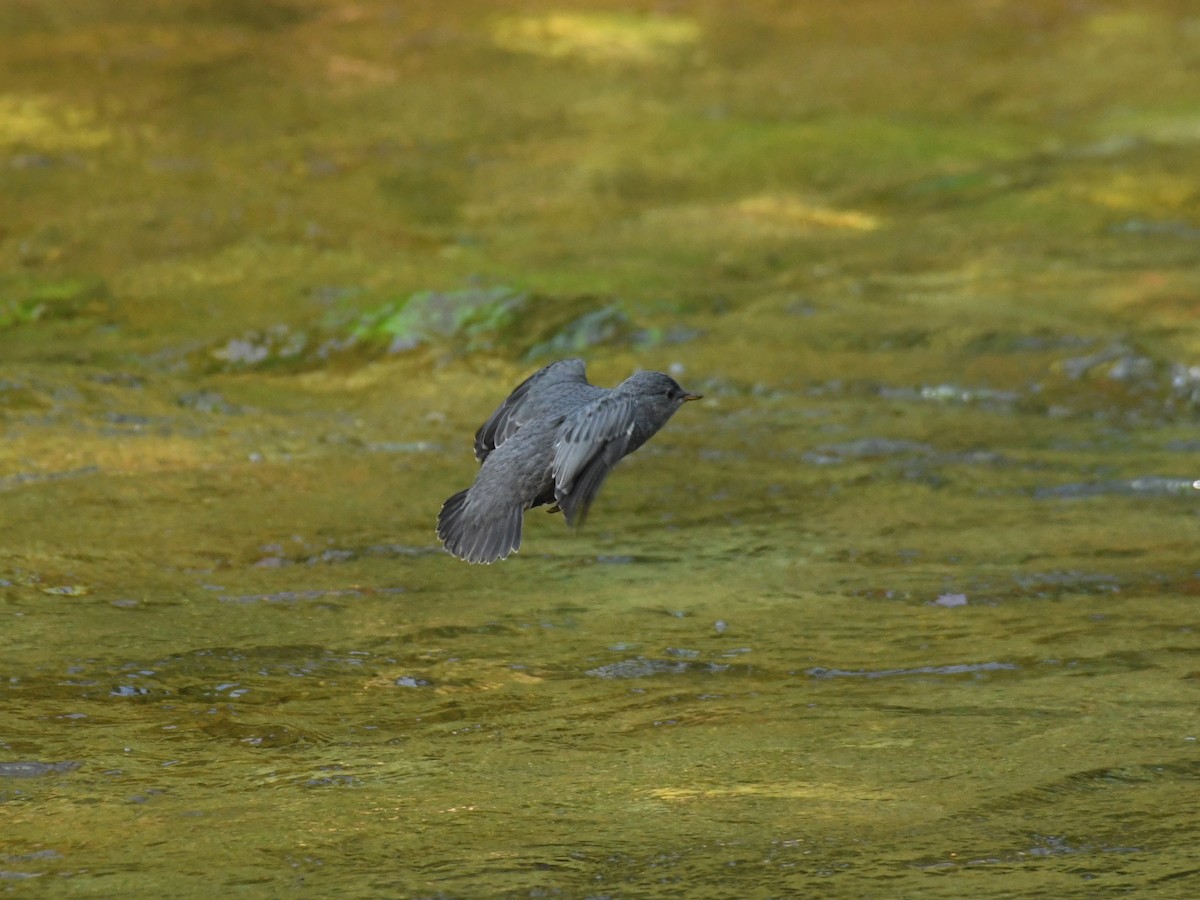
[2, 2, 1198, 896]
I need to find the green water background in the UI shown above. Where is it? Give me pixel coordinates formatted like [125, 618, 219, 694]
[2, 1, 1198, 896]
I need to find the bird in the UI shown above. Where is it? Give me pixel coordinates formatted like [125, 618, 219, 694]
[436, 359, 701, 564]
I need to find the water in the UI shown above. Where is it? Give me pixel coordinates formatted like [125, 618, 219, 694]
[2, 2, 1199, 896]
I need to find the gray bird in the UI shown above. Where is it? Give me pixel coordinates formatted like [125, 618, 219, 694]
[437, 359, 701, 564]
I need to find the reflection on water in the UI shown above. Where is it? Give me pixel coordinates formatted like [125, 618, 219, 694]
[3, 0, 1200, 895]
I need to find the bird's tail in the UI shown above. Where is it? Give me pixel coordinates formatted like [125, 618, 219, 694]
[436, 488, 524, 564]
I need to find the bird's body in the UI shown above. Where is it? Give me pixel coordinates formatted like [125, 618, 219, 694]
[437, 359, 700, 564]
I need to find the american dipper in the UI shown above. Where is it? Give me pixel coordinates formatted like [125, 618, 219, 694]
[437, 359, 701, 564]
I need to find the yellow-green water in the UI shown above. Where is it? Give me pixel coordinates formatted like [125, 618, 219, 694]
[2, 1, 1199, 896]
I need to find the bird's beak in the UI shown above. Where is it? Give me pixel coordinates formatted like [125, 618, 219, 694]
[682, 393, 702, 402]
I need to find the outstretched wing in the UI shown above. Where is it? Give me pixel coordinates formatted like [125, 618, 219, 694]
[474, 359, 588, 462]
[552, 392, 636, 527]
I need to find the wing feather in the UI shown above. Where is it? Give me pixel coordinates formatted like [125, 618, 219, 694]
[473, 359, 588, 461]
[552, 393, 636, 526]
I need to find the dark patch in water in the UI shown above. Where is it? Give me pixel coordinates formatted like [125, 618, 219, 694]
[1033, 476, 1197, 499]
[0, 761, 81, 778]
[585, 657, 733, 679]
[806, 662, 1018, 679]
[802, 438, 935, 465]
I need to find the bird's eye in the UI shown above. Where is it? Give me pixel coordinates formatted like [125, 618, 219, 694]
[665, 389, 676, 400]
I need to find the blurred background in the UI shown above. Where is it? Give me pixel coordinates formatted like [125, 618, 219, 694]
[2, 1, 1198, 895]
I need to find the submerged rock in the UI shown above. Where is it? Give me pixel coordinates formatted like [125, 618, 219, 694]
[0, 761, 82, 778]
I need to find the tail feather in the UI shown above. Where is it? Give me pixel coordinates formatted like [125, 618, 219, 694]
[437, 488, 524, 564]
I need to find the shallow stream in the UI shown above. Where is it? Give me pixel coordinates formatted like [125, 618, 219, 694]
[2, 2, 1198, 896]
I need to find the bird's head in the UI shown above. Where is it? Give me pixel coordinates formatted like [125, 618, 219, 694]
[618, 371, 702, 421]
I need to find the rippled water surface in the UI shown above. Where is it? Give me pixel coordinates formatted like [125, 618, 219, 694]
[3, 1, 1199, 896]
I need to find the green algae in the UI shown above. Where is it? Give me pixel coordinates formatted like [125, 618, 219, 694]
[196, 287, 667, 371]
[0, 276, 108, 331]
[353, 285, 528, 354]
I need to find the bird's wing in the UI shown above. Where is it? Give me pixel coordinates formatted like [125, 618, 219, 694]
[473, 359, 588, 462]
[552, 392, 636, 527]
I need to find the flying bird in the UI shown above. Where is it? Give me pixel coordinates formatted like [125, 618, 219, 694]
[437, 359, 701, 563]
